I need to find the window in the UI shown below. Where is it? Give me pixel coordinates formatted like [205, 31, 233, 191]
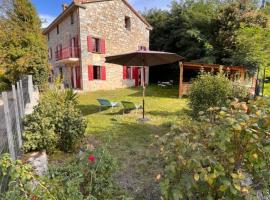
[125, 16, 131, 30]
[87, 36, 106, 53]
[93, 66, 101, 80]
[89, 65, 106, 80]
[47, 33, 50, 41]
[57, 25, 59, 34]
[92, 38, 101, 53]
[71, 13, 74, 25]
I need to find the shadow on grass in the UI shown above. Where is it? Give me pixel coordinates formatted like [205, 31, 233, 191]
[77, 104, 110, 116]
[148, 110, 180, 117]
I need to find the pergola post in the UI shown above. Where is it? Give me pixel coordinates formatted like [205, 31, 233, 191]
[179, 62, 184, 98]
[240, 68, 245, 82]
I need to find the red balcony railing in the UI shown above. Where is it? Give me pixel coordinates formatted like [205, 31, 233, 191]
[55, 47, 80, 61]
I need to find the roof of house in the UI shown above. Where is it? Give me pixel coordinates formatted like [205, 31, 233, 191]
[42, 0, 152, 35]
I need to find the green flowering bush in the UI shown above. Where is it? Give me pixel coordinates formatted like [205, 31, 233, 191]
[189, 71, 233, 116]
[23, 84, 86, 153]
[159, 97, 270, 199]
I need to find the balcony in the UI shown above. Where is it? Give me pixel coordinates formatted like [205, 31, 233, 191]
[55, 47, 80, 63]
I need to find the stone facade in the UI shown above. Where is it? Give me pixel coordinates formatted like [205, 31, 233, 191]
[44, 0, 151, 91]
[46, 6, 80, 88]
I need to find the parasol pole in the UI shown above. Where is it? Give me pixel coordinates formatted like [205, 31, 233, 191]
[141, 52, 146, 120]
[142, 66, 145, 119]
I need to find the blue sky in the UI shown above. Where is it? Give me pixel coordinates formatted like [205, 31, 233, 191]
[31, 0, 171, 28]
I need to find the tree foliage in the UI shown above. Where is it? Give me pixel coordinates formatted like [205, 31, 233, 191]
[0, 0, 49, 89]
[143, 0, 270, 73]
[234, 25, 270, 73]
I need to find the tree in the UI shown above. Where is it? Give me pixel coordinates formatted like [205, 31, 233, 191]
[143, 0, 219, 62]
[211, 2, 267, 68]
[0, 0, 49, 89]
[143, 0, 269, 72]
[234, 25, 270, 74]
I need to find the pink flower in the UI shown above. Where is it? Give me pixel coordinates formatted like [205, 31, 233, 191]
[88, 155, 95, 162]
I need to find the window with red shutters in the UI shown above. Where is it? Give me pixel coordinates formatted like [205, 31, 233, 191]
[87, 36, 105, 53]
[88, 65, 94, 80]
[88, 65, 105, 80]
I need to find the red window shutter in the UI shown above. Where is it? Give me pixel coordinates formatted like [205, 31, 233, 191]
[101, 66, 106, 80]
[123, 66, 127, 80]
[88, 65, 94, 80]
[100, 39, 106, 54]
[87, 36, 92, 52]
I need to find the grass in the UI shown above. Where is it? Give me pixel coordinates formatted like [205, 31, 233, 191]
[77, 85, 188, 199]
[264, 83, 270, 96]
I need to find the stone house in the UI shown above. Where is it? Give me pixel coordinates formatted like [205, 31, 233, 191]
[43, 0, 152, 91]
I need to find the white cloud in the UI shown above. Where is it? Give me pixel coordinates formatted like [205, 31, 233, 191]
[39, 14, 56, 28]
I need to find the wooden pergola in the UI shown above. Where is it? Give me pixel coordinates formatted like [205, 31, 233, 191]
[178, 62, 247, 97]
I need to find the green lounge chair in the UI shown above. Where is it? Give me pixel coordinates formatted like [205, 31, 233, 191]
[97, 99, 120, 112]
[121, 101, 142, 115]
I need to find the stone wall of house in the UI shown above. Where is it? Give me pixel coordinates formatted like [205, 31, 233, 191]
[46, 7, 80, 75]
[78, 0, 150, 91]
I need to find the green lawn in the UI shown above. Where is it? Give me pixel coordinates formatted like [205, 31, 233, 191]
[78, 85, 188, 199]
[264, 83, 270, 96]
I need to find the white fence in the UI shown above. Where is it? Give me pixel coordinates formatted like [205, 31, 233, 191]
[0, 75, 38, 192]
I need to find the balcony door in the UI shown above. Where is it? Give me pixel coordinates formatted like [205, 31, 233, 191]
[71, 65, 81, 89]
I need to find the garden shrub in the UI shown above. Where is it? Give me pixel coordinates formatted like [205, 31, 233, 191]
[48, 147, 119, 199]
[23, 106, 57, 153]
[189, 72, 233, 116]
[0, 147, 131, 200]
[23, 83, 86, 153]
[159, 97, 270, 199]
[55, 103, 86, 152]
[0, 154, 58, 200]
[232, 81, 249, 101]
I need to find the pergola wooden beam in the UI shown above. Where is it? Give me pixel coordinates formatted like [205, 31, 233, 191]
[178, 62, 247, 98]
